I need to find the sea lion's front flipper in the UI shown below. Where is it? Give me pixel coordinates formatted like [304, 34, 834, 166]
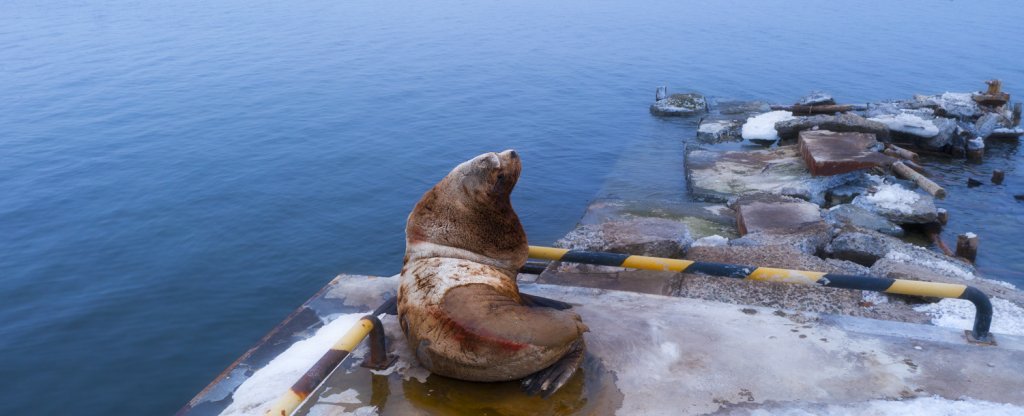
[519, 292, 574, 310]
[522, 338, 586, 398]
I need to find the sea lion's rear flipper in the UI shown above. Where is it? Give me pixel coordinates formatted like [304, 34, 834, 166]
[519, 292, 574, 310]
[522, 338, 586, 398]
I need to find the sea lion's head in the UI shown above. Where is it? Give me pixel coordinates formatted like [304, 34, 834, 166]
[405, 150, 527, 271]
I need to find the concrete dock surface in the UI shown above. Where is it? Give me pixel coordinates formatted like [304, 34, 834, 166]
[181, 274, 1024, 416]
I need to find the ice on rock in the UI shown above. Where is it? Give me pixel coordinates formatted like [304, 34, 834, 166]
[869, 113, 939, 138]
[859, 182, 920, 215]
[741, 111, 795, 143]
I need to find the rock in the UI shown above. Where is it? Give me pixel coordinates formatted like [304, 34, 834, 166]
[715, 100, 771, 115]
[741, 111, 796, 144]
[696, 119, 743, 143]
[974, 112, 1013, 138]
[853, 180, 937, 224]
[926, 117, 961, 150]
[797, 91, 836, 106]
[824, 204, 904, 237]
[650, 93, 708, 116]
[556, 217, 693, 258]
[870, 249, 976, 283]
[912, 92, 982, 119]
[1016, 194, 1024, 202]
[869, 113, 940, 139]
[691, 235, 729, 248]
[685, 144, 864, 205]
[729, 194, 831, 255]
[967, 177, 983, 187]
[734, 194, 825, 236]
[826, 230, 895, 266]
[798, 130, 893, 176]
[730, 231, 831, 256]
[775, 113, 890, 141]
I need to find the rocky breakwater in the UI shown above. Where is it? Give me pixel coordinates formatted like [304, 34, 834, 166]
[533, 86, 1024, 337]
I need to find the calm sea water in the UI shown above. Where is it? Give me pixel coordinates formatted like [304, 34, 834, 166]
[2, 0, 1023, 414]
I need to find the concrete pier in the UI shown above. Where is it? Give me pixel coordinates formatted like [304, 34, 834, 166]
[179, 274, 1024, 416]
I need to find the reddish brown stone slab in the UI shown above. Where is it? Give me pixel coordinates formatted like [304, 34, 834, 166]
[798, 130, 894, 176]
[734, 194, 825, 236]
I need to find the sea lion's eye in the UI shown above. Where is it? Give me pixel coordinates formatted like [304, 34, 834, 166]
[497, 173, 505, 181]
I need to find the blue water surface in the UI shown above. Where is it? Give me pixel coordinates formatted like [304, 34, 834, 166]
[2, 0, 1023, 414]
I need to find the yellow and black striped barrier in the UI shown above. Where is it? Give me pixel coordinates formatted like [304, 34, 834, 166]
[528, 245, 995, 344]
[265, 298, 397, 416]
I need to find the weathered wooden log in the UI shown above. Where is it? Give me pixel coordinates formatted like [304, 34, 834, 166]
[992, 170, 1005, 185]
[892, 161, 946, 199]
[884, 149, 929, 174]
[774, 105, 856, 114]
[884, 144, 920, 162]
[956, 232, 979, 263]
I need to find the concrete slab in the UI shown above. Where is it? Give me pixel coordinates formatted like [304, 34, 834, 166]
[181, 275, 1024, 416]
[685, 144, 863, 205]
[798, 130, 893, 176]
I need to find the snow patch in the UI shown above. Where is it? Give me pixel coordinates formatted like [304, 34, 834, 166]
[220, 312, 370, 416]
[747, 395, 1024, 416]
[691, 235, 728, 247]
[862, 291, 889, 305]
[861, 182, 920, 215]
[915, 297, 1024, 336]
[741, 111, 795, 142]
[883, 250, 975, 280]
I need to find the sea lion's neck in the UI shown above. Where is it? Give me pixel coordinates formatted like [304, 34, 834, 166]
[405, 186, 527, 273]
[405, 241, 519, 275]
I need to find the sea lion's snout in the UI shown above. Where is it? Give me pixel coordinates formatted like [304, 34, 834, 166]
[492, 149, 521, 196]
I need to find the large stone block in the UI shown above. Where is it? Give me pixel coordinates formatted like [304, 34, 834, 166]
[798, 130, 893, 176]
[734, 194, 826, 236]
[685, 144, 864, 205]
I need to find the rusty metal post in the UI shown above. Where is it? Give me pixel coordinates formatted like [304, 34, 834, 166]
[361, 315, 398, 370]
[956, 233, 980, 263]
[992, 170, 1005, 185]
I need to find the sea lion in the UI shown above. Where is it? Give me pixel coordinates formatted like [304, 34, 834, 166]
[397, 149, 588, 397]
